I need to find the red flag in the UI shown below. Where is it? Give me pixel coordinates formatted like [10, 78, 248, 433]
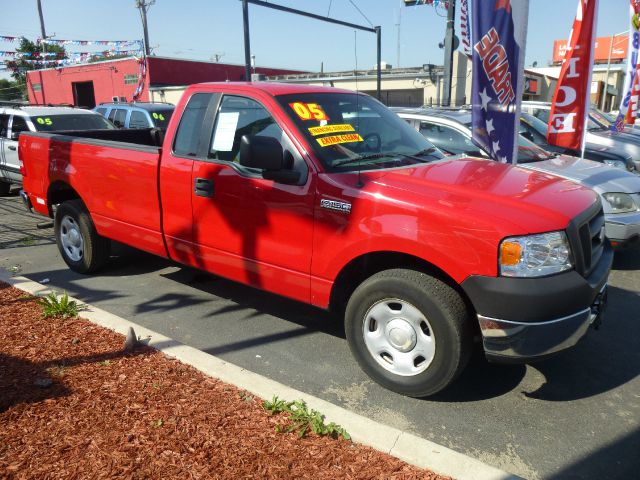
[547, 0, 599, 150]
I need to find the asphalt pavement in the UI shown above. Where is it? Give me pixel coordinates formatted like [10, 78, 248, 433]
[1, 191, 639, 480]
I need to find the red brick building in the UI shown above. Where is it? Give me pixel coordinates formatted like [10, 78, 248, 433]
[25, 56, 304, 107]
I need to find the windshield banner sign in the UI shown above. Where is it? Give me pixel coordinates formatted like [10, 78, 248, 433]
[547, 0, 599, 150]
[471, 0, 529, 164]
[614, 0, 640, 131]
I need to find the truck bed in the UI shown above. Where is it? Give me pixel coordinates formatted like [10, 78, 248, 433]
[20, 129, 167, 257]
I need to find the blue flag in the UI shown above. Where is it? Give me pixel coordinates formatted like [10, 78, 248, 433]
[471, 0, 529, 164]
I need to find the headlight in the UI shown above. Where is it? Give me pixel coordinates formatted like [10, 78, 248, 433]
[499, 231, 573, 277]
[602, 192, 638, 213]
[603, 159, 626, 170]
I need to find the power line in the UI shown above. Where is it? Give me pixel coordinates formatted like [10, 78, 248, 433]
[347, 0, 373, 28]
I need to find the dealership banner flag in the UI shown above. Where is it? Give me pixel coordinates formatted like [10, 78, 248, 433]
[625, 62, 640, 124]
[547, 0, 599, 151]
[471, 0, 529, 164]
[615, 0, 640, 131]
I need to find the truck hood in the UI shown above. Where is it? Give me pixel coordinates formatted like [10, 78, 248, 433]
[356, 157, 598, 234]
[520, 155, 640, 194]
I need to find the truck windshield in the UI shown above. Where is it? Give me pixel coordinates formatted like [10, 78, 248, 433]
[275, 92, 443, 172]
[32, 114, 115, 131]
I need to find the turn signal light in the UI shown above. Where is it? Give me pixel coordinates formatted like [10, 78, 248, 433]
[500, 241, 522, 266]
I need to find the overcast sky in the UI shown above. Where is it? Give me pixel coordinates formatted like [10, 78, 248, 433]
[0, 0, 631, 80]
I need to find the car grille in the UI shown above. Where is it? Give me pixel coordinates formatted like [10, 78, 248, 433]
[567, 202, 606, 277]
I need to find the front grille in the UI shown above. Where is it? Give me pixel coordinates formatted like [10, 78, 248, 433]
[567, 202, 605, 277]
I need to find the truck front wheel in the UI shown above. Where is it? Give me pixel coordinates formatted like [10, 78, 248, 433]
[345, 269, 472, 397]
[55, 200, 110, 274]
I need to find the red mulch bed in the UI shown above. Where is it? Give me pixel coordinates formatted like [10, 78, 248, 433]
[0, 282, 450, 479]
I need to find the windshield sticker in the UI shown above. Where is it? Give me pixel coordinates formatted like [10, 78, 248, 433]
[35, 117, 52, 126]
[308, 123, 355, 136]
[316, 133, 363, 147]
[152, 112, 165, 121]
[289, 102, 329, 121]
[211, 111, 240, 151]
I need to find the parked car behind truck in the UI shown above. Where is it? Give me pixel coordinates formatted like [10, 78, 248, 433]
[395, 108, 640, 249]
[0, 103, 115, 195]
[19, 83, 612, 397]
[94, 102, 174, 130]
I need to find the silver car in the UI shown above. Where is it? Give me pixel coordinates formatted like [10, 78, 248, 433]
[522, 100, 640, 172]
[395, 107, 640, 249]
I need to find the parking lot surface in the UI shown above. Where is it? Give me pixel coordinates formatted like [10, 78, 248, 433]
[1, 193, 639, 480]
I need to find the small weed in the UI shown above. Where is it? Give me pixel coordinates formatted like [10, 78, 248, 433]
[262, 396, 350, 440]
[8, 265, 21, 274]
[18, 294, 37, 301]
[46, 364, 68, 377]
[152, 419, 164, 428]
[99, 360, 111, 367]
[39, 291, 81, 319]
[152, 382, 161, 389]
[19, 236, 36, 246]
[239, 390, 255, 403]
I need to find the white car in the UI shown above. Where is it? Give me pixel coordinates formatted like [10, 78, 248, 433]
[0, 103, 114, 195]
[394, 107, 640, 249]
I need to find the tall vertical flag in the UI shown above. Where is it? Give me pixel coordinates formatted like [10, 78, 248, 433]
[471, 0, 530, 164]
[614, 1, 640, 131]
[547, 0, 599, 152]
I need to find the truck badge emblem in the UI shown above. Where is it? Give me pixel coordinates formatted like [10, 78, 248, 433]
[320, 199, 351, 214]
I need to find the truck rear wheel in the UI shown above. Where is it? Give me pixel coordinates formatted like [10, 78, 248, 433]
[345, 269, 472, 397]
[55, 200, 110, 274]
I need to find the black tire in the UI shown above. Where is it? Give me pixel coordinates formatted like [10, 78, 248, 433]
[54, 200, 110, 274]
[345, 268, 472, 397]
[0, 181, 11, 196]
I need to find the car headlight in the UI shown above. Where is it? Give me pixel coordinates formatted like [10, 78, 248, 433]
[603, 159, 626, 170]
[602, 192, 638, 213]
[499, 231, 573, 277]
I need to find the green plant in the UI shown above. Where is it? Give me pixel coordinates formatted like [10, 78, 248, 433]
[19, 235, 36, 246]
[39, 291, 81, 319]
[100, 360, 111, 367]
[262, 396, 350, 440]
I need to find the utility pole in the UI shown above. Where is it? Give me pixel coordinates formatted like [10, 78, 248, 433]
[136, 0, 155, 56]
[442, 0, 456, 106]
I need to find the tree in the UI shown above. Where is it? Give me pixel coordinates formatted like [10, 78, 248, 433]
[0, 78, 24, 101]
[5, 37, 66, 97]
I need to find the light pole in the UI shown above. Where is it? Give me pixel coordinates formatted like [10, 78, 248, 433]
[601, 30, 629, 111]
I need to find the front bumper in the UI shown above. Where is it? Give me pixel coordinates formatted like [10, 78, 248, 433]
[461, 243, 613, 362]
[605, 209, 640, 248]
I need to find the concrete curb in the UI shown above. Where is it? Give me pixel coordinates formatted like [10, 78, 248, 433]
[1, 271, 521, 480]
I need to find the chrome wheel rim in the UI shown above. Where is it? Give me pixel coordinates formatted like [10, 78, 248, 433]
[60, 215, 84, 262]
[363, 298, 435, 377]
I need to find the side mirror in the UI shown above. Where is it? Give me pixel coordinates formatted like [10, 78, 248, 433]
[239, 135, 300, 184]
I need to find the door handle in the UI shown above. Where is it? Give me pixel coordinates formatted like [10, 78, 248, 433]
[8, 146, 16, 151]
[194, 177, 214, 197]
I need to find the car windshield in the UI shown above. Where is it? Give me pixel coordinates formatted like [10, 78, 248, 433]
[530, 107, 602, 132]
[589, 107, 615, 128]
[516, 135, 555, 163]
[149, 108, 173, 128]
[275, 92, 443, 172]
[521, 112, 550, 135]
[32, 113, 115, 131]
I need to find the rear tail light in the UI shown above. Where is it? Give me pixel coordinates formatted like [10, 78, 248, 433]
[18, 143, 25, 177]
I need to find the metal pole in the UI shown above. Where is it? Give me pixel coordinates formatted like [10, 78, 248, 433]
[442, 0, 456, 106]
[135, 1, 153, 57]
[601, 34, 614, 110]
[242, 0, 252, 81]
[376, 26, 382, 101]
[36, 0, 46, 38]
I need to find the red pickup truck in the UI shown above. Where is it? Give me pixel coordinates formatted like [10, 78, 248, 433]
[19, 83, 611, 397]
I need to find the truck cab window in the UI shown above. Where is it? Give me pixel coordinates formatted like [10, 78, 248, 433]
[209, 95, 282, 167]
[173, 93, 212, 157]
[0, 114, 8, 138]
